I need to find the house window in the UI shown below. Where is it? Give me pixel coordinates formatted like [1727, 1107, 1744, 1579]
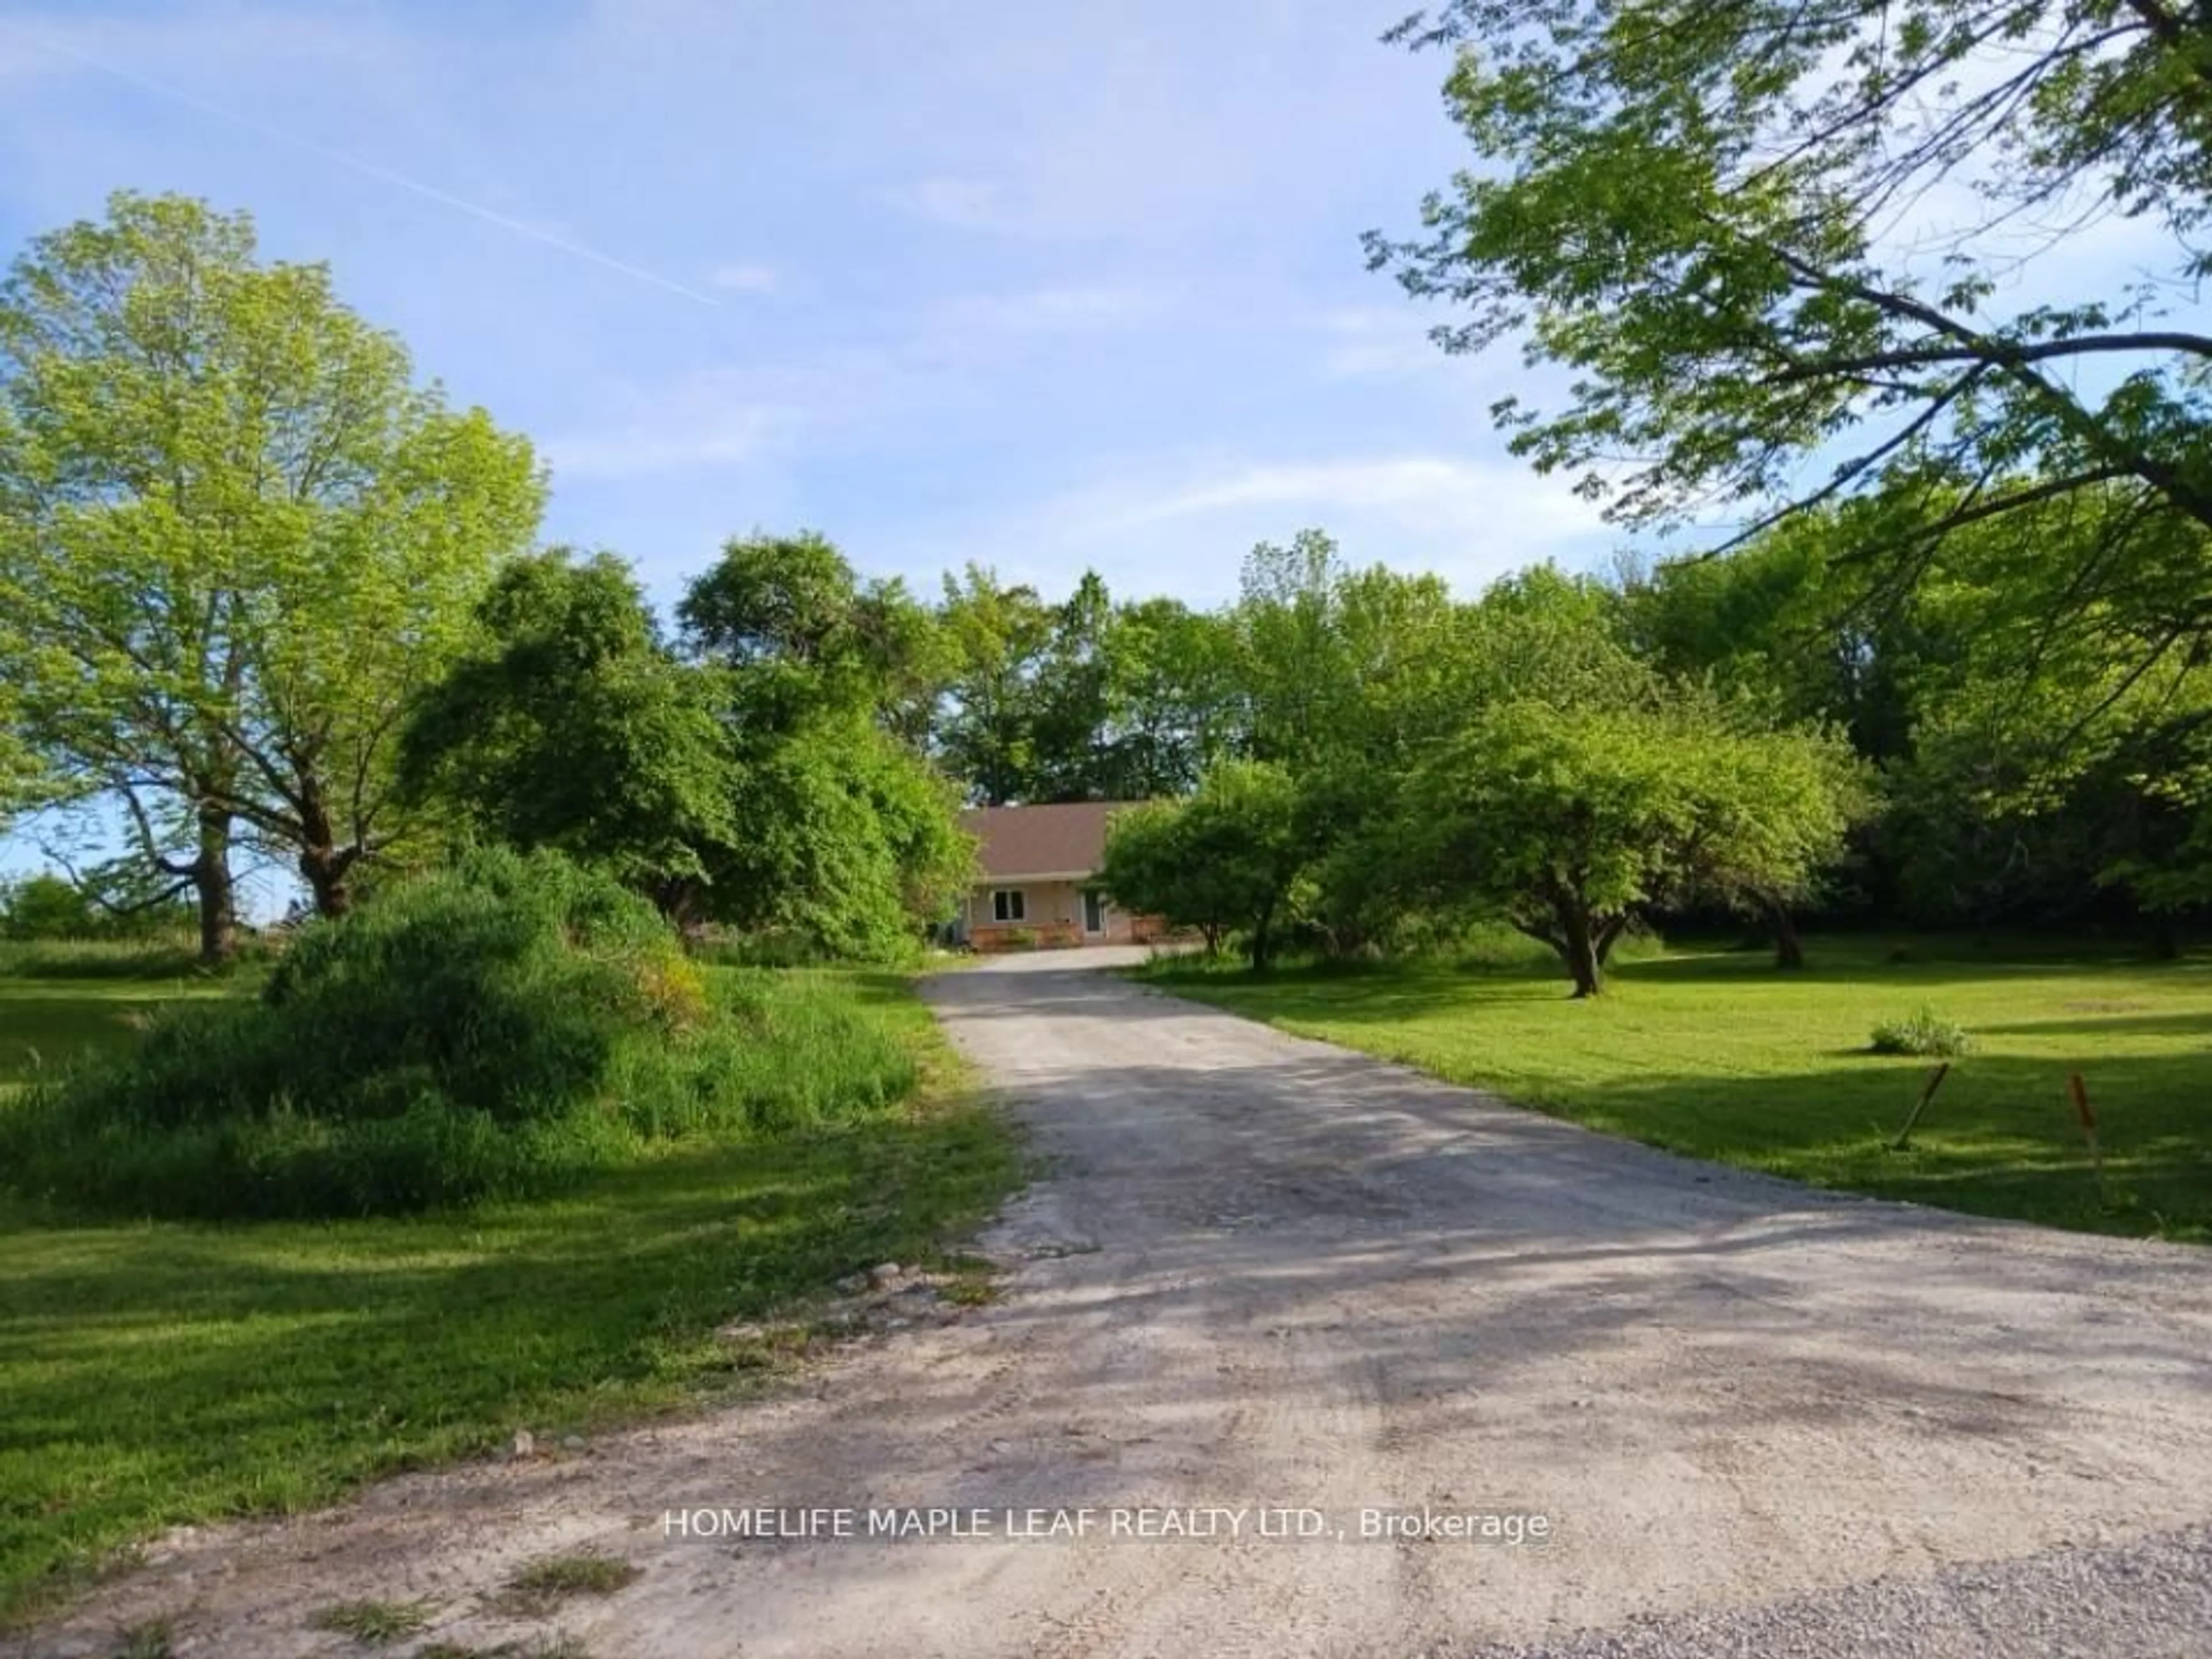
[991, 889, 1026, 923]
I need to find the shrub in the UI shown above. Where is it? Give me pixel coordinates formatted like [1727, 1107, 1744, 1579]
[687, 926, 925, 971]
[0, 850, 921, 1220]
[1870, 1006, 1973, 1058]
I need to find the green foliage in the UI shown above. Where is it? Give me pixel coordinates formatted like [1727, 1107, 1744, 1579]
[403, 536, 972, 959]
[934, 564, 1056, 805]
[1370, 4, 2212, 943]
[0, 191, 544, 954]
[1870, 1007, 1974, 1058]
[680, 530, 948, 735]
[934, 563, 1244, 805]
[713, 714, 973, 959]
[0, 849, 919, 1219]
[0, 876, 93, 943]
[0, 963, 1011, 1625]
[1101, 760, 1304, 968]
[0, 871, 200, 945]
[678, 535, 973, 953]
[1404, 692, 1869, 994]
[1100, 595, 1245, 797]
[400, 550, 734, 910]
[1372, 2, 2212, 568]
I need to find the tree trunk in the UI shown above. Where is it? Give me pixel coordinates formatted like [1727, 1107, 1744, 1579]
[298, 849, 353, 919]
[1557, 899, 1604, 998]
[193, 801, 238, 964]
[294, 777, 359, 918]
[1770, 897, 1805, 970]
[651, 875, 707, 930]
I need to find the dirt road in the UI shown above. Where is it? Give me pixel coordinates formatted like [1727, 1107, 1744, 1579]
[21, 950, 2212, 1657]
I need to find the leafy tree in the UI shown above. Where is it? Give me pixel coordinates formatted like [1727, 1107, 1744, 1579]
[677, 530, 946, 737]
[399, 551, 733, 918]
[1371, 1, 2212, 653]
[1233, 531, 1359, 771]
[1100, 759, 1304, 969]
[0, 862, 201, 941]
[679, 532, 974, 954]
[1025, 571, 1118, 801]
[1101, 597, 1245, 797]
[931, 568, 1249, 806]
[1252, 556, 1655, 959]
[1873, 491, 2212, 933]
[1096, 800, 1205, 947]
[1405, 696, 1866, 995]
[1623, 513, 1975, 772]
[935, 565, 1057, 805]
[0, 873, 102, 941]
[0, 192, 542, 957]
[716, 718, 974, 958]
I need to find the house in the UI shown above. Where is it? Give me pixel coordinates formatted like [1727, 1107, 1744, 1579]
[956, 801, 1172, 950]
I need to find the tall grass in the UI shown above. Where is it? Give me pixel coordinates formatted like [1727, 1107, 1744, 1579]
[0, 962, 1004, 1626]
[0, 852, 923, 1221]
[0, 937, 209, 982]
[613, 969, 919, 1139]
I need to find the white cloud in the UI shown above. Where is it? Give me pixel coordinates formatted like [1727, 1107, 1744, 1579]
[537, 347, 908, 482]
[540, 370, 794, 479]
[709, 262, 777, 294]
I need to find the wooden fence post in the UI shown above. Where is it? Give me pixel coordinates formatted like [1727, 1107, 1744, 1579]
[1891, 1062, 1952, 1152]
[2069, 1071, 2105, 1205]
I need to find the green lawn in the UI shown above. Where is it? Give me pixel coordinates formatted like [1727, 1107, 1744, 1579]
[0, 964, 1017, 1627]
[1139, 935, 2212, 1244]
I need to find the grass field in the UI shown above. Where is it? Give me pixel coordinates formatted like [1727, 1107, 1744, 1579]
[0, 961, 1017, 1627]
[1139, 934, 2212, 1244]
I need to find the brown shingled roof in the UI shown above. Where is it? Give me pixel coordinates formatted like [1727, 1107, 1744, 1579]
[958, 802, 1140, 880]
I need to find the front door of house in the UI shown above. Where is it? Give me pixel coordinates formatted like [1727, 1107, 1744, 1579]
[1082, 889, 1107, 936]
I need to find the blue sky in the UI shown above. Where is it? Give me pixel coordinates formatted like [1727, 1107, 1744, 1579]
[0, 0, 1621, 616]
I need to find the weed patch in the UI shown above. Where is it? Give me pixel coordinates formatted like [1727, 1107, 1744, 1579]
[308, 1597, 435, 1645]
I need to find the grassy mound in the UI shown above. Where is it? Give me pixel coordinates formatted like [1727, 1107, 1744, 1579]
[0, 849, 918, 1219]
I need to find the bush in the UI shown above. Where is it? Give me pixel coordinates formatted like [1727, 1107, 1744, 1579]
[0, 872, 199, 943]
[0, 850, 919, 1219]
[688, 926, 926, 971]
[1870, 1006, 1973, 1057]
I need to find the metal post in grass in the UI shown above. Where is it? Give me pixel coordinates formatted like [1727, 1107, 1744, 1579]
[2069, 1071, 2106, 1205]
[1890, 1062, 1951, 1152]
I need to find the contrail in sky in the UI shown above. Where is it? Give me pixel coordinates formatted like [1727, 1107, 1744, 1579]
[1, 20, 722, 307]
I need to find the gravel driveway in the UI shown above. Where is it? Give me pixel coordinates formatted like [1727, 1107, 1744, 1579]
[21, 949, 2212, 1657]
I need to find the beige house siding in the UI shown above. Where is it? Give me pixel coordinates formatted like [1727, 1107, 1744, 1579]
[964, 879, 1168, 950]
